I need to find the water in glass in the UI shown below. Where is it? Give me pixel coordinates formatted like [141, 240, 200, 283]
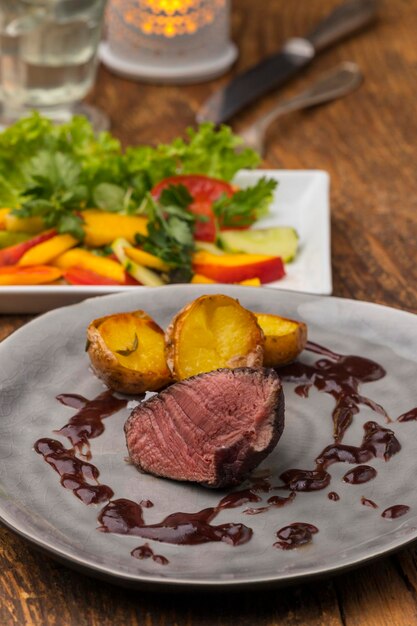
[0, 0, 106, 121]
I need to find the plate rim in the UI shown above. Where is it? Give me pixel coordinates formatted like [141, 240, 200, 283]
[1, 285, 416, 590]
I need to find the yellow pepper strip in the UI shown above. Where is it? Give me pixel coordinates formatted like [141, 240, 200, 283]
[53, 248, 125, 283]
[191, 274, 261, 285]
[82, 210, 148, 247]
[111, 238, 164, 286]
[124, 247, 169, 272]
[0, 264, 62, 285]
[0, 208, 9, 229]
[5, 214, 45, 233]
[192, 251, 276, 266]
[239, 277, 261, 286]
[191, 273, 216, 284]
[18, 234, 78, 266]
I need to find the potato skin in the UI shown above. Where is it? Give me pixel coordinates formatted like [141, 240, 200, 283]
[87, 311, 172, 394]
[255, 313, 307, 367]
[165, 294, 264, 380]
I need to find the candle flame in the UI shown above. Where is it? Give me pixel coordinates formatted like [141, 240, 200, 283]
[114, 0, 225, 37]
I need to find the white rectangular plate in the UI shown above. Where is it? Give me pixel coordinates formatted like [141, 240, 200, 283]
[0, 169, 331, 313]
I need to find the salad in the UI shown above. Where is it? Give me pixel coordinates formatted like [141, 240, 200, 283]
[0, 114, 298, 287]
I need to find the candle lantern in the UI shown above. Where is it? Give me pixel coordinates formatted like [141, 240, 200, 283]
[100, 0, 237, 83]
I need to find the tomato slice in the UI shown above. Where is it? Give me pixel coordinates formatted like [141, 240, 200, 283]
[151, 175, 234, 242]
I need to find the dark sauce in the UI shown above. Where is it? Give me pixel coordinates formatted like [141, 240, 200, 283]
[98, 498, 252, 546]
[217, 489, 262, 509]
[56, 391, 129, 458]
[279, 468, 331, 492]
[328, 492, 340, 501]
[96, 475, 296, 545]
[278, 342, 389, 441]
[280, 422, 400, 493]
[316, 421, 400, 468]
[397, 408, 417, 422]
[361, 496, 378, 509]
[140, 500, 154, 508]
[131, 543, 169, 565]
[244, 493, 296, 515]
[381, 505, 410, 519]
[34, 438, 113, 505]
[274, 522, 319, 550]
[217, 477, 273, 510]
[343, 465, 377, 485]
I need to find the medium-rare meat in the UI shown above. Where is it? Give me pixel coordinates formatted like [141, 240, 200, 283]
[124, 367, 285, 488]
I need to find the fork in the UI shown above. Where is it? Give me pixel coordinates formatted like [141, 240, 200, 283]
[239, 62, 362, 155]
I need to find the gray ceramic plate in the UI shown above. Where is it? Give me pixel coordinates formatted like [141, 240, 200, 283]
[0, 285, 416, 590]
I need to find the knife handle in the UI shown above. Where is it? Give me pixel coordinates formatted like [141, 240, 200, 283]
[308, 0, 378, 53]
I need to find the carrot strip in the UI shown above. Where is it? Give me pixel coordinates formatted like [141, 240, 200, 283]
[0, 265, 62, 285]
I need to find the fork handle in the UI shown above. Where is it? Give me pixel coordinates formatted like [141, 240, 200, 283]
[250, 62, 363, 140]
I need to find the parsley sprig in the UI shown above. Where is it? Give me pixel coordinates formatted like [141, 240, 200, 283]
[135, 185, 197, 283]
[213, 177, 278, 228]
[17, 151, 87, 239]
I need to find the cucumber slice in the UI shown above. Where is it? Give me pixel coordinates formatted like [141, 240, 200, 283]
[219, 227, 299, 263]
[195, 241, 225, 255]
[111, 238, 165, 287]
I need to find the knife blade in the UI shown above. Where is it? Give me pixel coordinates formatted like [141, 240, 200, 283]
[197, 0, 378, 125]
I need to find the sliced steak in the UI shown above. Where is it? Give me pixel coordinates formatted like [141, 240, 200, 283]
[124, 367, 285, 488]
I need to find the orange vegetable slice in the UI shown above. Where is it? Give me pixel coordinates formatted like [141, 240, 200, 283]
[82, 211, 148, 247]
[18, 234, 78, 266]
[0, 265, 62, 285]
[53, 249, 125, 283]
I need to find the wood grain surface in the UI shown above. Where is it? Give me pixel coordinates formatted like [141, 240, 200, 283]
[1, 0, 417, 624]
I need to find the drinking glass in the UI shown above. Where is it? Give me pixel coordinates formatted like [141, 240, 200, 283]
[0, 0, 108, 130]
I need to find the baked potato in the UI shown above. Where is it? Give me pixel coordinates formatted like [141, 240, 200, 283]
[87, 311, 172, 394]
[165, 294, 264, 380]
[254, 313, 307, 367]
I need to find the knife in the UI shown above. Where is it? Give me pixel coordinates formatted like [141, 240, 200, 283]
[197, 0, 378, 125]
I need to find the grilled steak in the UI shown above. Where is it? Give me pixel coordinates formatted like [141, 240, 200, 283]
[124, 367, 285, 488]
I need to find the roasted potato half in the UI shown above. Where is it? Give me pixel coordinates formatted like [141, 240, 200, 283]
[165, 294, 264, 380]
[87, 311, 172, 394]
[255, 313, 307, 367]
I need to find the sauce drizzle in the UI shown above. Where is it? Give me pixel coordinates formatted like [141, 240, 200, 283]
[56, 391, 129, 458]
[274, 522, 319, 550]
[98, 498, 252, 546]
[381, 505, 410, 519]
[279, 342, 389, 441]
[397, 408, 417, 422]
[343, 465, 377, 485]
[244, 493, 296, 515]
[361, 497, 378, 509]
[131, 543, 169, 565]
[34, 438, 113, 504]
[279, 421, 400, 493]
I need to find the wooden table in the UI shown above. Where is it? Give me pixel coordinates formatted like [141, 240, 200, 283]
[1, 0, 417, 623]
